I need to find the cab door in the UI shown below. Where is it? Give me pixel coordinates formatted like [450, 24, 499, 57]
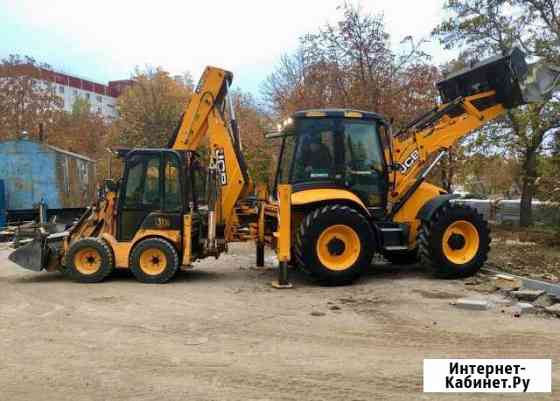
[117, 152, 163, 241]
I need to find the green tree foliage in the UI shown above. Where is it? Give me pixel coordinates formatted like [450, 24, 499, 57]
[433, 0, 560, 226]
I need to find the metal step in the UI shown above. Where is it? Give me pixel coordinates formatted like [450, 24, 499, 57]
[383, 245, 409, 251]
[379, 228, 402, 232]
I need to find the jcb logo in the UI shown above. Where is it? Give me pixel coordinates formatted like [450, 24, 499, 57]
[400, 150, 419, 174]
[215, 148, 227, 185]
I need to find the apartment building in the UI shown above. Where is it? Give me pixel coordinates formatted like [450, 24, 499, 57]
[1, 64, 133, 120]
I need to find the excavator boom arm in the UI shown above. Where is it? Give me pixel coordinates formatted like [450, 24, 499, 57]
[388, 47, 559, 204]
[169, 66, 251, 239]
[389, 90, 505, 200]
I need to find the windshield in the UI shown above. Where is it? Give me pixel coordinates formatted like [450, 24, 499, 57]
[291, 118, 384, 180]
[276, 117, 387, 207]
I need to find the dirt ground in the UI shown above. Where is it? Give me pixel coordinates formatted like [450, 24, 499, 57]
[489, 225, 560, 282]
[0, 243, 559, 401]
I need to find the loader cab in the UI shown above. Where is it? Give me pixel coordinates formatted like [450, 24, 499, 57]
[116, 149, 201, 242]
[274, 109, 391, 210]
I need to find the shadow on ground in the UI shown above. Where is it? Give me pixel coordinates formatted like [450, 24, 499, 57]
[5, 257, 432, 288]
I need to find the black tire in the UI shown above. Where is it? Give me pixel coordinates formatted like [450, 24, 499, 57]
[130, 238, 179, 284]
[381, 249, 419, 265]
[65, 238, 114, 283]
[418, 204, 490, 278]
[294, 204, 374, 285]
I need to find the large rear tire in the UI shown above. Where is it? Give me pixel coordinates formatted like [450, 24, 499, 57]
[130, 238, 179, 284]
[418, 204, 490, 278]
[66, 238, 114, 283]
[294, 205, 374, 285]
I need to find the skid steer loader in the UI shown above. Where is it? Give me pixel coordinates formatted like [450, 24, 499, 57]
[8, 48, 559, 286]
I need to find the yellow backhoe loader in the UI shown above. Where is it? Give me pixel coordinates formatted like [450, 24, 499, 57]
[10, 66, 255, 283]
[258, 48, 560, 286]
[9, 48, 559, 286]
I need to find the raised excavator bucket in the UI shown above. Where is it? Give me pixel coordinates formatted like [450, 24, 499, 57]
[437, 47, 560, 108]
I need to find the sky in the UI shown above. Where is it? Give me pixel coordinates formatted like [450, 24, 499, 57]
[0, 0, 455, 99]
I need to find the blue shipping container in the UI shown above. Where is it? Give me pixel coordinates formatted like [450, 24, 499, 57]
[0, 139, 96, 212]
[0, 179, 6, 228]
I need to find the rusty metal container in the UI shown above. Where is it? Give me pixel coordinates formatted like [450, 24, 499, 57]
[0, 139, 96, 221]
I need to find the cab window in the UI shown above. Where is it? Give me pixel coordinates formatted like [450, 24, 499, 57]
[164, 154, 182, 212]
[123, 154, 161, 209]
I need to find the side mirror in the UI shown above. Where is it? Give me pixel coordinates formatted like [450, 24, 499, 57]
[104, 179, 118, 192]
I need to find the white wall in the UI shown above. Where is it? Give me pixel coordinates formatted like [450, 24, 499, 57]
[53, 82, 118, 119]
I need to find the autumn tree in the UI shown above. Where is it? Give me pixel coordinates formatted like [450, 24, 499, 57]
[43, 97, 111, 179]
[232, 91, 275, 184]
[111, 67, 193, 148]
[0, 55, 63, 140]
[263, 3, 439, 126]
[433, 0, 560, 226]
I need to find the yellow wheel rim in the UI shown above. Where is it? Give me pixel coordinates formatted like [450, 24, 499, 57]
[138, 248, 167, 276]
[74, 247, 102, 275]
[316, 224, 361, 271]
[442, 220, 480, 265]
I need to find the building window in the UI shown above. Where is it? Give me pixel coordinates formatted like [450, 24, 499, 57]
[85, 93, 90, 100]
[59, 85, 65, 94]
[73, 89, 78, 96]
[96, 95, 102, 103]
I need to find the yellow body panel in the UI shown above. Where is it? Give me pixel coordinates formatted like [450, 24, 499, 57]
[291, 189, 368, 212]
[393, 182, 444, 245]
[277, 185, 292, 262]
[102, 229, 181, 268]
[390, 92, 505, 200]
[182, 214, 193, 266]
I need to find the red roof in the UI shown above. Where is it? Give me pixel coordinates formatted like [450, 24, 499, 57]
[0, 64, 133, 98]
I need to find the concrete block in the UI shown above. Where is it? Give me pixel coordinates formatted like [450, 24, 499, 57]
[453, 298, 490, 311]
[492, 274, 522, 291]
[534, 294, 555, 308]
[513, 302, 536, 316]
[545, 304, 560, 317]
[511, 289, 545, 302]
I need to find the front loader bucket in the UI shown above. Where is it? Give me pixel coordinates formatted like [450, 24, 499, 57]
[437, 48, 529, 108]
[438, 47, 560, 108]
[9, 238, 49, 272]
[8, 231, 66, 272]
